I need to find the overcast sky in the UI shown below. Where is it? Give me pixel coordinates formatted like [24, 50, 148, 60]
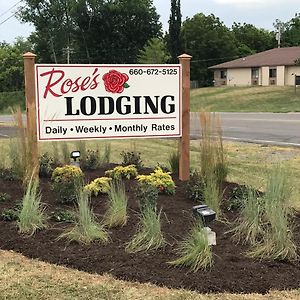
[0, 0, 299, 44]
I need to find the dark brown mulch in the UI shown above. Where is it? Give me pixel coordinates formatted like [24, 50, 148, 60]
[0, 165, 299, 294]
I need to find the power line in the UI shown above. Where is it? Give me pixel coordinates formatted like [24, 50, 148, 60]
[0, 1, 22, 19]
[0, 5, 24, 27]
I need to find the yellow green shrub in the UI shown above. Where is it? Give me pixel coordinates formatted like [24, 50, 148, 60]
[105, 164, 138, 180]
[84, 177, 112, 196]
[136, 167, 175, 195]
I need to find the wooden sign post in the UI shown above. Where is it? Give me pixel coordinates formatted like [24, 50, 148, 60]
[23, 52, 39, 178]
[178, 53, 192, 181]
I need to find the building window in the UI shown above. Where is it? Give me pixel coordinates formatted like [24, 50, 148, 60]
[269, 68, 277, 78]
[251, 68, 259, 79]
[220, 70, 227, 79]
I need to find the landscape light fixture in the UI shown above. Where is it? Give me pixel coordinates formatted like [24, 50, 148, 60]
[70, 150, 81, 167]
[192, 204, 216, 227]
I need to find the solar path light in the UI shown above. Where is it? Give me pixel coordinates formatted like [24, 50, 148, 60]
[70, 151, 81, 167]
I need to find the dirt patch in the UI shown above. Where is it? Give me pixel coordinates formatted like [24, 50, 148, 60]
[0, 165, 299, 294]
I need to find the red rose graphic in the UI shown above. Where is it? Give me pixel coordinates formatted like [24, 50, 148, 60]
[102, 70, 129, 93]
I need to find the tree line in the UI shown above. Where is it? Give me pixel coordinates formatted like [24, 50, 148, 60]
[1, 0, 300, 92]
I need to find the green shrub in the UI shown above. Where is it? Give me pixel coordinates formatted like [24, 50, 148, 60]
[105, 165, 138, 180]
[102, 143, 111, 164]
[39, 152, 55, 178]
[0, 192, 11, 202]
[1, 208, 19, 221]
[185, 171, 204, 202]
[60, 142, 70, 164]
[0, 168, 19, 181]
[136, 167, 175, 195]
[59, 189, 109, 244]
[51, 165, 84, 203]
[169, 221, 213, 272]
[135, 182, 158, 211]
[120, 151, 143, 170]
[84, 177, 112, 196]
[126, 205, 165, 253]
[85, 149, 101, 170]
[103, 180, 128, 228]
[18, 178, 47, 235]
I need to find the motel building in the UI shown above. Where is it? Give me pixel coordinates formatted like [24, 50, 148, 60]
[209, 46, 300, 87]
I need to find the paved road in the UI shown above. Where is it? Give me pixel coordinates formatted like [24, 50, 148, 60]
[1, 113, 300, 147]
[191, 112, 300, 147]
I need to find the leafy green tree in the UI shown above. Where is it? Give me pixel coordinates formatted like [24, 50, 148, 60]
[281, 13, 300, 46]
[167, 0, 182, 63]
[181, 13, 238, 86]
[138, 38, 170, 63]
[19, 0, 162, 64]
[0, 38, 33, 92]
[232, 22, 276, 55]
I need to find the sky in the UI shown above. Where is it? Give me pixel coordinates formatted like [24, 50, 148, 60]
[0, 0, 299, 44]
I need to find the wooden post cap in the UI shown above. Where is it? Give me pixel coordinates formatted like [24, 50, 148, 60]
[178, 53, 192, 60]
[23, 52, 37, 58]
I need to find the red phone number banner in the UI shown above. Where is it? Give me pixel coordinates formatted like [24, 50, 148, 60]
[35, 64, 182, 141]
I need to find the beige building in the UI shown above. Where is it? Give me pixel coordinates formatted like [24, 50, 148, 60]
[209, 47, 300, 87]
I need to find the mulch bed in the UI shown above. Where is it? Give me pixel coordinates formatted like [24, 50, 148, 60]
[0, 164, 299, 294]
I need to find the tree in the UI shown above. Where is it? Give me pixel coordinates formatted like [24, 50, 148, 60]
[232, 22, 276, 55]
[181, 13, 238, 86]
[0, 38, 33, 92]
[19, 0, 162, 64]
[281, 13, 300, 47]
[137, 38, 170, 63]
[167, 0, 181, 63]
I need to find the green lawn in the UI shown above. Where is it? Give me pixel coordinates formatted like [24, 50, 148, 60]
[190, 86, 300, 112]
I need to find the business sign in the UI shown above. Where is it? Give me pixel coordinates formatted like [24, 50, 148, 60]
[35, 64, 182, 141]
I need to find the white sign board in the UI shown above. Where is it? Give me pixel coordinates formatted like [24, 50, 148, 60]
[35, 64, 182, 141]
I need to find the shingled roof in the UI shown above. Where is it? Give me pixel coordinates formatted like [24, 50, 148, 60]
[209, 47, 300, 69]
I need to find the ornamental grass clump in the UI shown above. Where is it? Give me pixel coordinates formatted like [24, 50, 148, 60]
[84, 177, 112, 196]
[105, 165, 138, 180]
[229, 188, 264, 245]
[125, 205, 165, 253]
[51, 165, 84, 203]
[103, 180, 128, 228]
[247, 166, 297, 261]
[169, 221, 213, 272]
[199, 112, 228, 185]
[136, 166, 175, 195]
[18, 178, 47, 235]
[59, 188, 109, 244]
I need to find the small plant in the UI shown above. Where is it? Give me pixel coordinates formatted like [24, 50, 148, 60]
[84, 177, 112, 196]
[135, 182, 158, 211]
[59, 188, 109, 244]
[1, 208, 19, 221]
[136, 167, 175, 195]
[18, 178, 47, 235]
[0, 168, 19, 181]
[50, 210, 76, 223]
[103, 180, 128, 227]
[229, 188, 264, 245]
[168, 150, 179, 176]
[185, 170, 204, 202]
[84, 149, 101, 170]
[126, 205, 165, 253]
[0, 192, 11, 202]
[39, 152, 55, 178]
[169, 221, 213, 272]
[105, 165, 138, 180]
[120, 151, 143, 170]
[51, 165, 84, 203]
